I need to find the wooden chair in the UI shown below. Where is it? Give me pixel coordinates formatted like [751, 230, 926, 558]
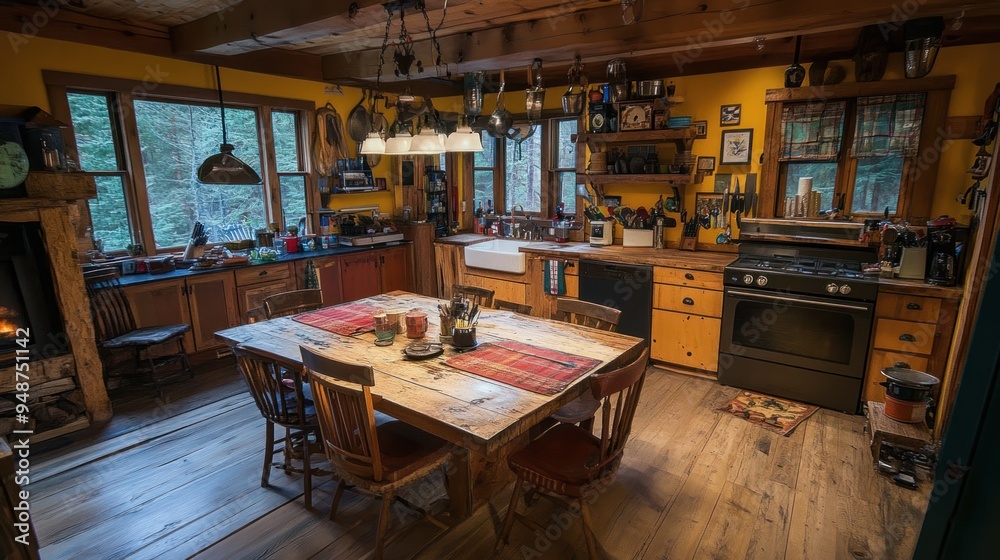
[552, 298, 622, 332]
[300, 346, 457, 560]
[494, 299, 532, 315]
[263, 288, 323, 319]
[549, 298, 623, 431]
[233, 346, 323, 508]
[495, 348, 649, 559]
[452, 284, 495, 308]
[83, 267, 192, 395]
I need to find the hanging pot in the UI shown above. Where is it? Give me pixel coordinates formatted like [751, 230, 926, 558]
[486, 70, 514, 139]
[526, 58, 545, 122]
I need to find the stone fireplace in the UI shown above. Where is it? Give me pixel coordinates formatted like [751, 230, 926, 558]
[0, 174, 111, 442]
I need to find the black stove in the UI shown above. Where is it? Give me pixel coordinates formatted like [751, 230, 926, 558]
[724, 243, 879, 302]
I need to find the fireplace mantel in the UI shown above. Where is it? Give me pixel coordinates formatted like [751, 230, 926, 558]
[1, 173, 110, 441]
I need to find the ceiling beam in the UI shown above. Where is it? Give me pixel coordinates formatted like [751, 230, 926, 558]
[0, 4, 325, 82]
[321, 0, 994, 82]
[171, 0, 454, 56]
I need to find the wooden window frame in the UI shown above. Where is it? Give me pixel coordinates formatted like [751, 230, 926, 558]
[44, 70, 315, 256]
[461, 115, 584, 228]
[759, 76, 955, 224]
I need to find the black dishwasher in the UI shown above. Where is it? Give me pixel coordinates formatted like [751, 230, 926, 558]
[578, 260, 653, 342]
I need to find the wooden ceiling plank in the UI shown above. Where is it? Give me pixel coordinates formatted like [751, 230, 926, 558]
[286, 0, 610, 56]
[170, 0, 453, 55]
[321, 0, 998, 82]
[0, 5, 324, 82]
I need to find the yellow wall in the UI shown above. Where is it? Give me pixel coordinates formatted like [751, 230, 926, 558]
[1, 36, 395, 213]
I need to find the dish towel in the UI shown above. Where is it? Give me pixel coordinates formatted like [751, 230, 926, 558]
[544, 260, 566, 295]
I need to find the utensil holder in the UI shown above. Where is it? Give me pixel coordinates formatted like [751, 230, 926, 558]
[439, 315, 456, 341]
[623, 229, 654, 247]
[452, 327, 477, 348]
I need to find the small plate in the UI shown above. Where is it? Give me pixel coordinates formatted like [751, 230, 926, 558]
[403, 342, 444, 359]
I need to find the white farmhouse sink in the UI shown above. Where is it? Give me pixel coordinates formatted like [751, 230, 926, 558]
[463, 239, 533, 274]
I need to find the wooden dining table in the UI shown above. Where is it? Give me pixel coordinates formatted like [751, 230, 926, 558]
[215, 291, 645, 521]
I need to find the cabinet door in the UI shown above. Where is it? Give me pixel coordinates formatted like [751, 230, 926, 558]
[237, 278, 296, 321]
[123, 279, 195, 352]
[316, 257, 344, 306]
[341, 253, 380, 302]
[651, 309, 721, 372]
[186, 272, 239, 351]
[378, 245, 413, 294]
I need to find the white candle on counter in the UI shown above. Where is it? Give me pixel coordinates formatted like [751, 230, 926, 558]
[797, 177, 813, 197]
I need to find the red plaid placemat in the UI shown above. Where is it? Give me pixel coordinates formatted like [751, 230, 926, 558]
[444, 341, 601, 395]
[292, 303, 379, 336]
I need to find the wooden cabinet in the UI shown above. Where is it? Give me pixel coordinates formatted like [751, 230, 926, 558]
[379, 244, 414, 294]
[434, 242, 465, 299]
[185, 272, 239, 352]
[862, 288, 960, 406]
[235, 262, 295, 321]
[650, 265, 724, 373]
[124, 279, 195, 353]
[341, 252, 380, 302]
[294, 256, 344, 307]
[398, 222, 438, 296]
[651, 310, 721, 372]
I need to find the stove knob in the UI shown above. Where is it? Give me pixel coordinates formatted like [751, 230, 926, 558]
[839, 285, 852, 295]
[826, 283, 839, 294]
[743, 274, 754, 285]
[756, 276, 768, 287]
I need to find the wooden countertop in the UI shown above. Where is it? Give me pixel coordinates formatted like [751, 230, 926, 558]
[435, 235, 964, 296]
[520, 243, 737, 272]
[435, 234, 737, 272]
[876, 277, 964, 299]
[433, 233, 495, 246]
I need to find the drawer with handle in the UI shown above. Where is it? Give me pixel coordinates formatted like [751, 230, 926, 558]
[862, 349, 931, 403]
[653, 267, 724, 290]
[653, 284, 724, 317]
[873, 318, 936, 355]
[876, 293, 941, 323]
[235, 263, 292, 286]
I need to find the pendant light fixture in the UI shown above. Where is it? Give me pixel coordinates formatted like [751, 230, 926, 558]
[445, 116, 484, 152]
[197, 66, 262, 184]
[408, 116, 447, 155]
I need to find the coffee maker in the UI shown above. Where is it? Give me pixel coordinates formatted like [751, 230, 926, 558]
[925, 216, 967, 286]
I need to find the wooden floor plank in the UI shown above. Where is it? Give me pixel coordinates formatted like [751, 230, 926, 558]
[31, 360, 931, 560]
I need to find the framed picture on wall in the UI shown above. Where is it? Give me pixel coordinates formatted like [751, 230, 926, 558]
[720, 129, 753, 165]
[695, 192, 725, 229]
[697, 156, 716, 175]
[720, 104, 742, 126]
[693, 120, 708, 138]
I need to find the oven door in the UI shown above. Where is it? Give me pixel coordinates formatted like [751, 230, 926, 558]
[720, 288, 874, 378]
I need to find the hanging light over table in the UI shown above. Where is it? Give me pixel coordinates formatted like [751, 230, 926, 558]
[197, 65, 261, 184]
[445, 117, 484, 152]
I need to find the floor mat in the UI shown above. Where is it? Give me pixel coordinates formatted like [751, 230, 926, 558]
[718, 390, 819, 436]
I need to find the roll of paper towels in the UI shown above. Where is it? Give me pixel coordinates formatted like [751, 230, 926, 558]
[798, 177, 813, 197]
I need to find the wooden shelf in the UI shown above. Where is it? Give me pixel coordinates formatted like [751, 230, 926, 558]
[572, 127, 697, 145]
[582, 173, 693, 186]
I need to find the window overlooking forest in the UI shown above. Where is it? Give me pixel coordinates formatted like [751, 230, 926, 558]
[473, 130, 496, 212]
[67, 91, 133, 252]
[778, 94, 924, 217]
[505, 124, 543, 213]
[63, 82, 309, 254]
[134, 99, 265, 248]
[272, 110, 307, 230]
[468, 118, 579, 219]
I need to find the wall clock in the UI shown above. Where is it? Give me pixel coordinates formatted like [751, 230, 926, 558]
[0, 139, 30, 189]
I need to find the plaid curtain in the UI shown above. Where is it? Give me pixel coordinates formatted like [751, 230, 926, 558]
[853, 93, 926, 158]
[779, 100, 847, 161]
